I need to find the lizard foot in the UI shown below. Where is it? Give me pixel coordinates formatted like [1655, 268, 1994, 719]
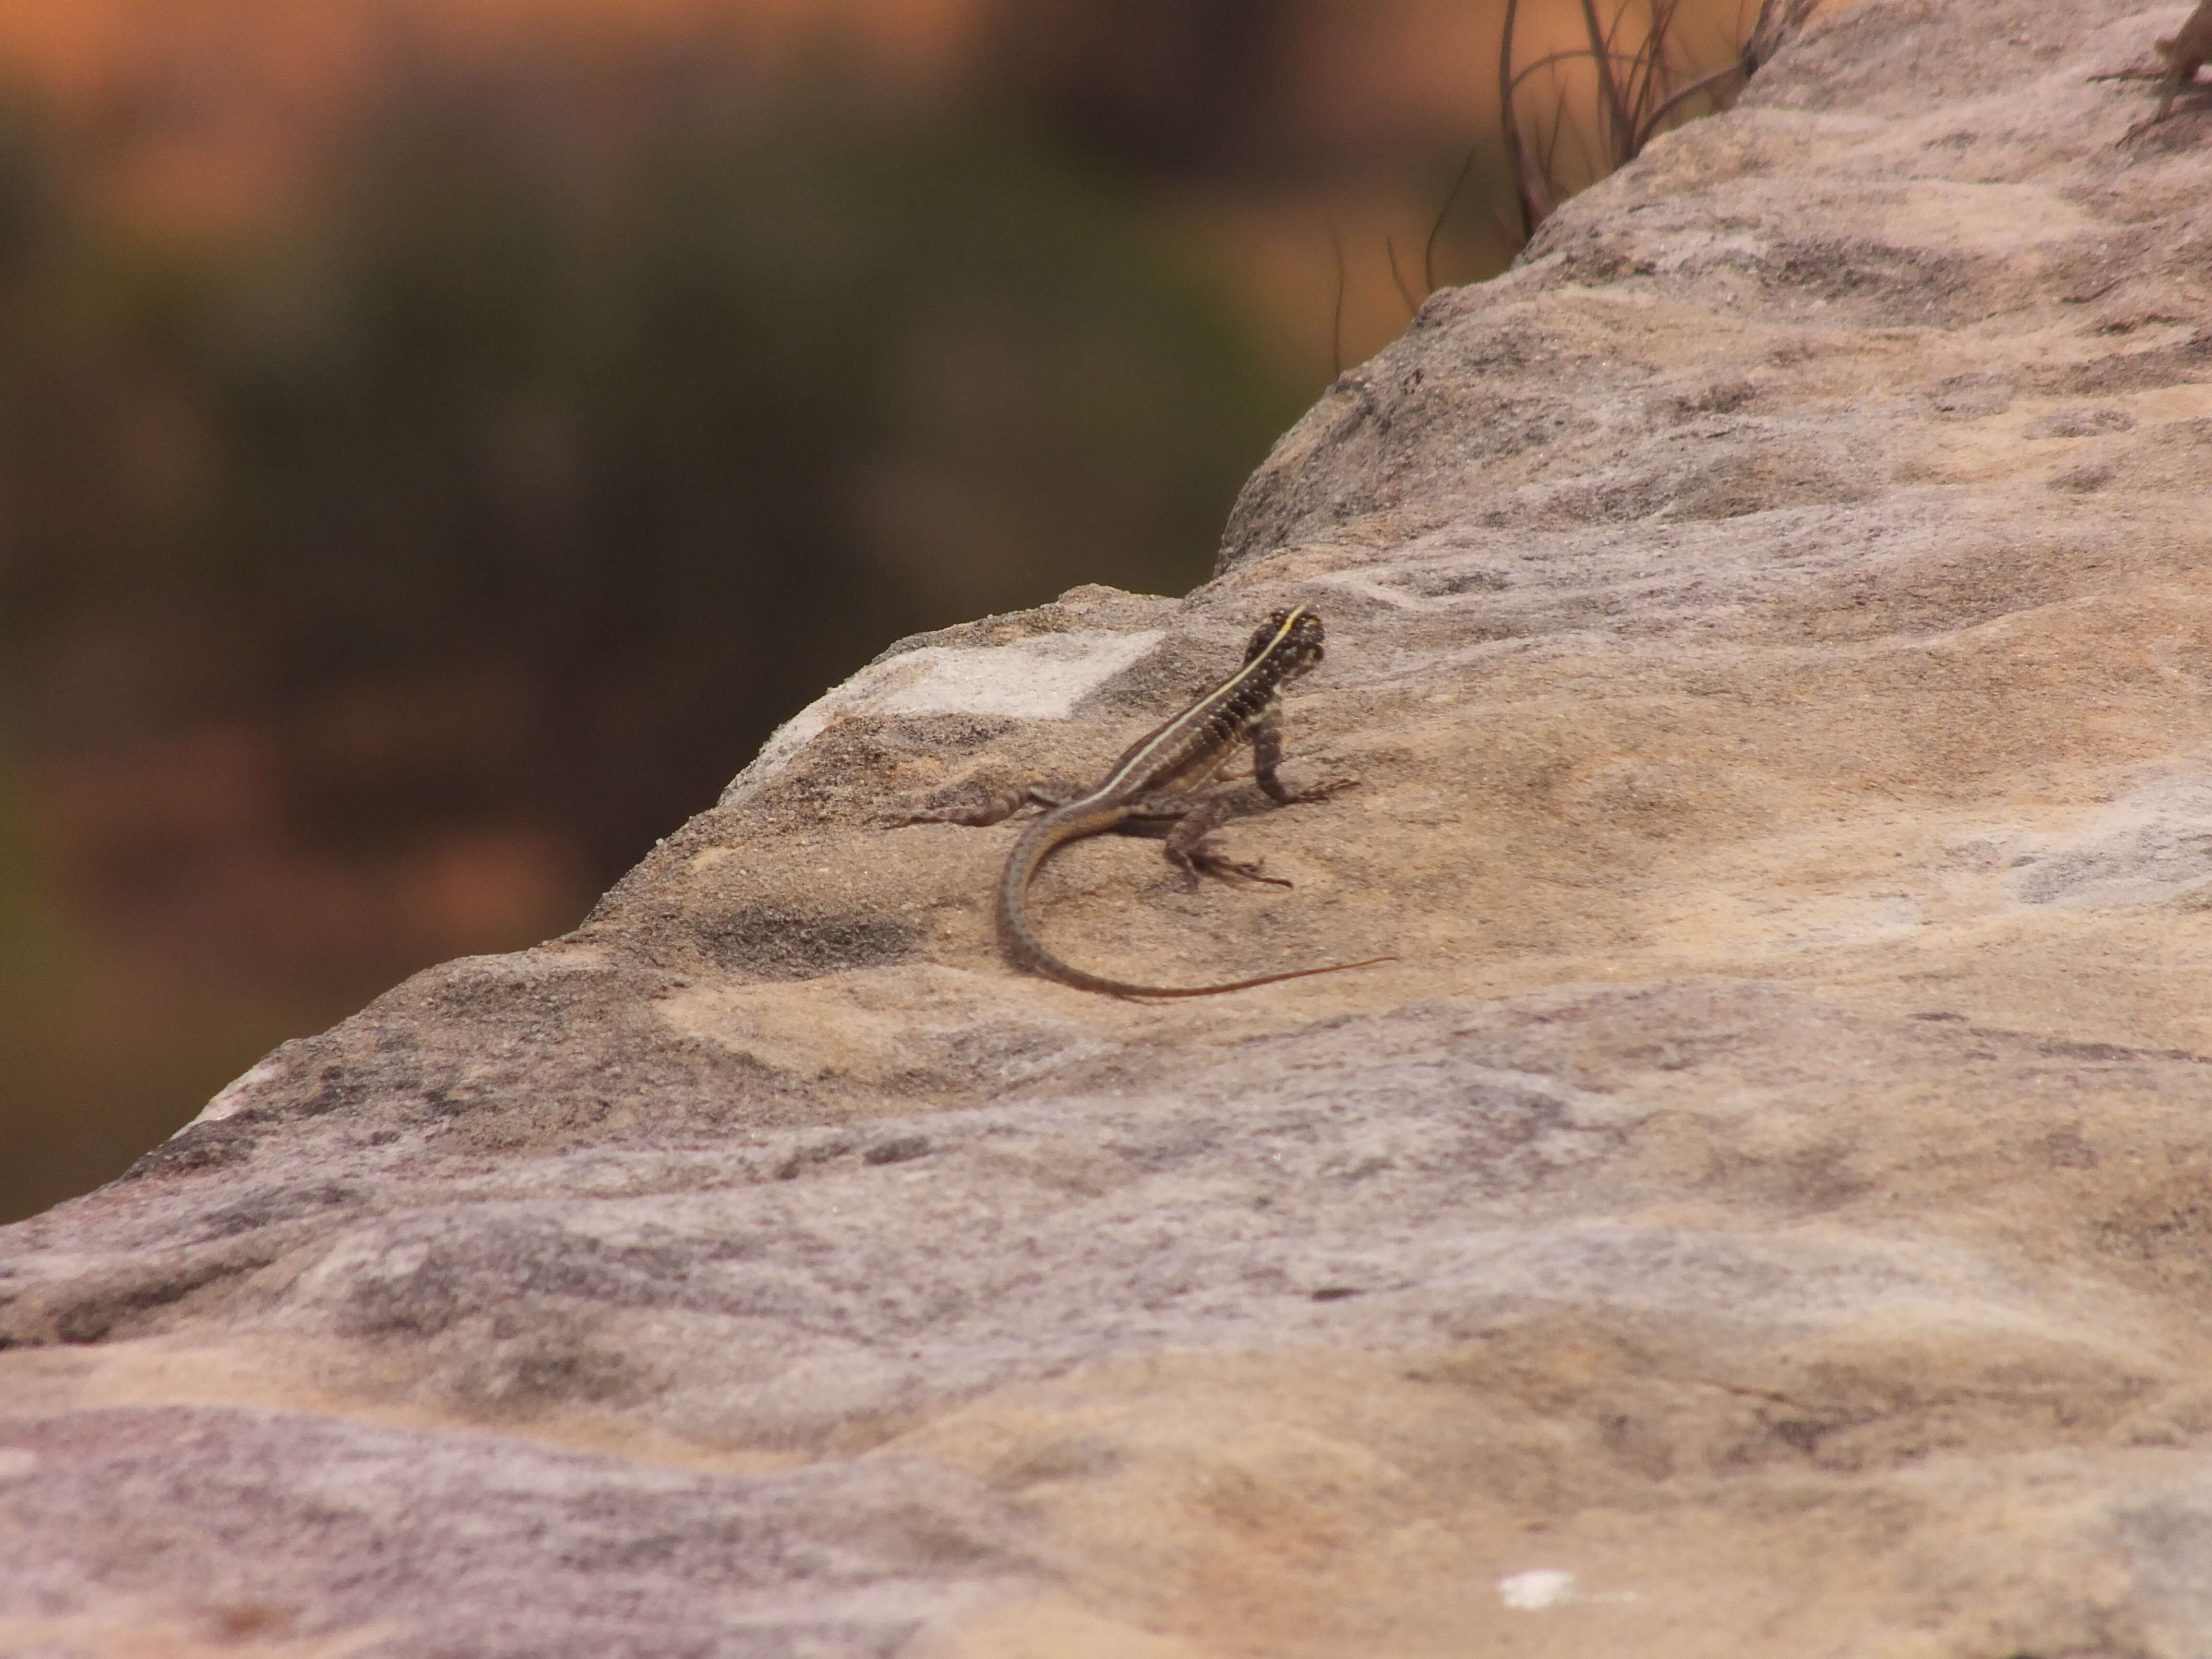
[1281, 772, 1362, 805]
[1183, 850, 1293, 888]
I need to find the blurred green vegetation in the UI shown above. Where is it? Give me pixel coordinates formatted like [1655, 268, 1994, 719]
[0, 742, 64, 1010]
[7, 61, 1305, 869]
[0, 1, 1755, 1223]
[0, 53, 1314, 1220]
[1, 734, 275, 1213]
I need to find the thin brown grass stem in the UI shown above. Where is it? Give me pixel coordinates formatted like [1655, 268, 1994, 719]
[1385, 236, 1421, 314]
[1424, 136, 1484, 291]
[1328, 224, 1346, 379]
[1497, 0, 1555, 240]
[1634, 60, 1748, 149]
[1579, 0, 1635, 165]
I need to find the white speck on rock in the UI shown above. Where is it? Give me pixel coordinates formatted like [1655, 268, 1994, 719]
[1499, 1570, 1577, 1610]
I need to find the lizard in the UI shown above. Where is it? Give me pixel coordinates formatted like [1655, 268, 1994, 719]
[902, 605, 1392, 998]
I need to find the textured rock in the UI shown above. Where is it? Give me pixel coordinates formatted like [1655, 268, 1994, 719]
[11, 0, 2212, 1652]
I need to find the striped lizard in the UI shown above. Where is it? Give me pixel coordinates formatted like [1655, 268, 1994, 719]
[904, 606, 1390, 998]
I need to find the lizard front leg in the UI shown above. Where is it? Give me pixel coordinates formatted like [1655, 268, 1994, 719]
[1124, 791, 1293, 889]
[1252, 711, 1357, 806]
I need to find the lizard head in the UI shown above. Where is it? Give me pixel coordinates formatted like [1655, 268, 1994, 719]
[1244, 606, 1325, 678]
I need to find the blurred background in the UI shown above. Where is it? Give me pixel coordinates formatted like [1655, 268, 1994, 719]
[0, 0, 1753, 1221]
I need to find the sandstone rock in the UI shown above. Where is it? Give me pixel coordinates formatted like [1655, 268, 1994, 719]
[11, 1, 2212, 1653]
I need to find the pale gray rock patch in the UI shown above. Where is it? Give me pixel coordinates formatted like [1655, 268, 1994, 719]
[2015, 773, 2212, 908]
[724, 626, 1166, 802]
[0, 1406, 1023, 1659]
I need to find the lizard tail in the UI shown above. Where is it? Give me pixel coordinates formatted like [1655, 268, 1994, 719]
[996, 813, 1393, 999]
[1012, 950, 1398, 1001]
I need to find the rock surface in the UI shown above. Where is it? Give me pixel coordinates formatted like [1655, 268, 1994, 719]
[11, 0, 2212, 1652]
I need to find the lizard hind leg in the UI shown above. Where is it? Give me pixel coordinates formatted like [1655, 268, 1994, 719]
[1159, 796, 1294, 889]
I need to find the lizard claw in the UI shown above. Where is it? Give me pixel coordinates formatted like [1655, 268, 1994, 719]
[1286, 773, 1360, 805]
[1192, 851, 1292, 888]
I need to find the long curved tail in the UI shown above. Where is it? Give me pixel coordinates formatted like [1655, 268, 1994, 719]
[995, 811, 1393, 999]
